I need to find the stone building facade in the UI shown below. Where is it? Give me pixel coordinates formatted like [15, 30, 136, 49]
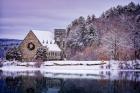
[19, 30, 65, 62]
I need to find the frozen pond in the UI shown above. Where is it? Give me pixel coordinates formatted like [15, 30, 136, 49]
[0, 70, 140, 93]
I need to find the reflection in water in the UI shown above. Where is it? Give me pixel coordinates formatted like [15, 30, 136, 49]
[0, 71, 139, 93]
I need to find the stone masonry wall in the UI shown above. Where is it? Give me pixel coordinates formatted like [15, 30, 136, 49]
[19, 31, 42, 62]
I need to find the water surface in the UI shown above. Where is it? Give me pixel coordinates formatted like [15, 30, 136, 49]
[0, 71, 140, 93]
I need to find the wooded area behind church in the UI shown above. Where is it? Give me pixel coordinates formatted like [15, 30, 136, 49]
[2, 2, 140, 62]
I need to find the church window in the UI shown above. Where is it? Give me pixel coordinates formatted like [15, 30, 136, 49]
[43, 40, 44, 44]
[46, 41, 48, 44]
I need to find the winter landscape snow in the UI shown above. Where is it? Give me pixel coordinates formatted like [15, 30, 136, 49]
[1, 1, 140, 93]
[1, 60, 140, 72]
[0, 60, 139, 82]
[0, 60, 139, 69]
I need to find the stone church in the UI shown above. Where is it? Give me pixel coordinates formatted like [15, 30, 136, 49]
[19, 29, 66, 62]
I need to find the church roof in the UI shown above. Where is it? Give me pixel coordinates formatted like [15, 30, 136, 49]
[32, 30, 61, 52]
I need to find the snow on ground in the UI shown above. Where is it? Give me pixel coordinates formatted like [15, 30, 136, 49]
[0, 60, 140, 80]
[1, 70, 140, 81]
[44, 61, 107, 65]
[0, 60, 139, 79]
[0, 60, 116, 71]
[0, 60, 140, 72]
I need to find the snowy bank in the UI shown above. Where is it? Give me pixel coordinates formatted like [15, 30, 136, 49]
[0, 60, 140, 81]
[0, 60, 140, 72]
[1, 70, 140, 81]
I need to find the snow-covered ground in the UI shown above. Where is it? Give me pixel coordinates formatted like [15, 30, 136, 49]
[0, 60, 140, 72]
[0, 60, 140, 80]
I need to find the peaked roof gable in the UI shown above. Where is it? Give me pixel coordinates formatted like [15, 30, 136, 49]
[19, 31, 42, 48]
[31, 30, 61, 52]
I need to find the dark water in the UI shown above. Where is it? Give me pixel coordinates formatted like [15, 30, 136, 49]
[0, 71, 140, 93]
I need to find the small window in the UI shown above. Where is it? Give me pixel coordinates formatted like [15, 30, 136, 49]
[46, 41, 48, 44]
[50, 41, 52, 44]
[51, 52, 53, 56]
[43, 40, 44, 44]
[51, 52, 52, 56]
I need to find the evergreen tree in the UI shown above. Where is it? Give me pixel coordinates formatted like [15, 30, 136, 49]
[86, 15, 92, 24]
[78, 16, 85, 26]
[72, 19, 78, 26]
[6, 47, 22, 61]
[35, 47, 47, 62]
[91, 14, 95, 21]
[83, 25, 98, 46]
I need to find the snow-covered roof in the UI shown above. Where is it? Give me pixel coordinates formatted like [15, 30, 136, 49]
[32, 30, 61, 52]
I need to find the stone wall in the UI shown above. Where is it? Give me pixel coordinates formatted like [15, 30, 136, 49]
[19, 30, 63, 62]
[19, 31, 42, 62]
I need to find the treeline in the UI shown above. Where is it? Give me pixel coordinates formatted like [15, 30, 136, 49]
[65, 2, 140, 61]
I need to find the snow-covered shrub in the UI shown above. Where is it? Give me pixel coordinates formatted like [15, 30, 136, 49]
[35, 47, 47, 62]
[6, 47, 22, 61]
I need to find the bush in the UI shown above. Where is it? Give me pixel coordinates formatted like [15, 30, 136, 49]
[35, 47, 47, 62]
[6, 47, 22, 61]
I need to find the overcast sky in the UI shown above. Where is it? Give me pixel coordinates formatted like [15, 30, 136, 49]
[0, 0, 140, 39]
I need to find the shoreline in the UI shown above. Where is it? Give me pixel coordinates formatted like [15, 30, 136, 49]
[0, 65, 140, 72]
[0, 66, 140, 80]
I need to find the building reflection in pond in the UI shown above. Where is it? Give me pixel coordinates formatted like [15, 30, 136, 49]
[0, 71, 139, 93]
[1, 75, 63, 93]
